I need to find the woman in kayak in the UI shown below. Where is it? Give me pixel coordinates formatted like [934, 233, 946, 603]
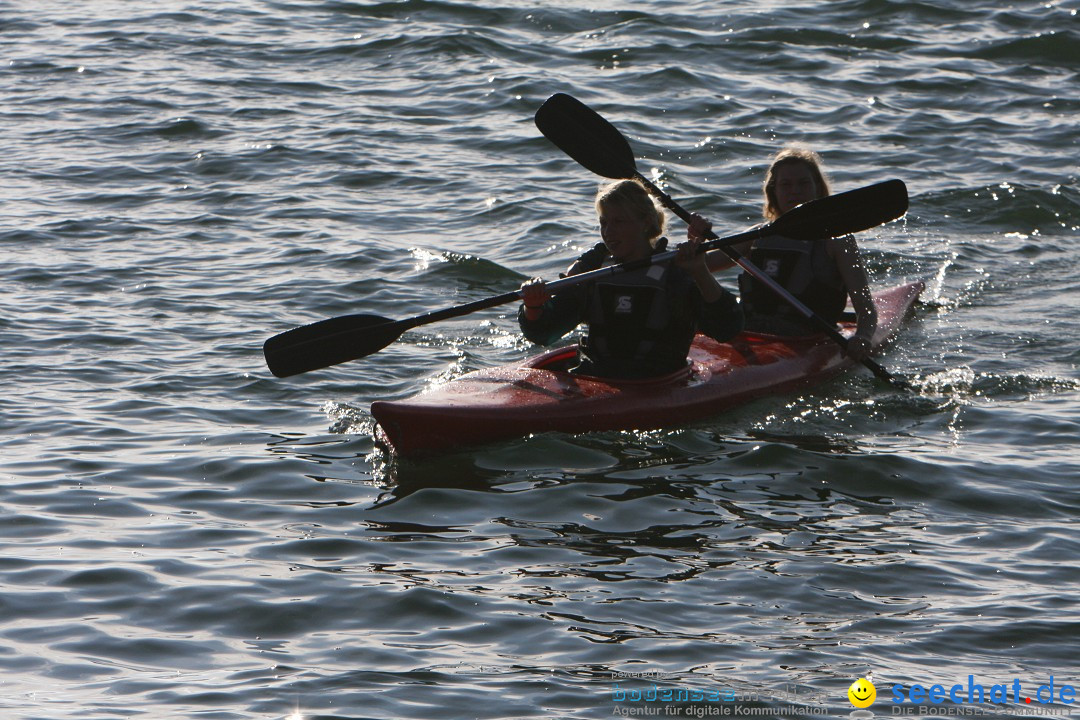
[689, 146, 877, 361]
[519, 179, 742, 379]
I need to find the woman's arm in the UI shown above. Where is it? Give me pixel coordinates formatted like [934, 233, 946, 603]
[832, 235, 877, 359]
[677, 235, 744, 342]
[518, 280, 586, 346]
[687, 213, 753, 272]
[517, 246, 596, 349]
[675, 235, 726, 301]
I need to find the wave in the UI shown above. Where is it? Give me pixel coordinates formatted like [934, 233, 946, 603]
[911, 183, 1080, 234]
[915, 367, 1080, 398]
[971, 28, 1080, 66]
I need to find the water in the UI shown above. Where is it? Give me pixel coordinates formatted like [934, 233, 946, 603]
[2, 1, 1078, 718]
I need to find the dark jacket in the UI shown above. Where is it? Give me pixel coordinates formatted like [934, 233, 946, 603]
[739, 235, 848, 335]
[519, 241, 743, 379]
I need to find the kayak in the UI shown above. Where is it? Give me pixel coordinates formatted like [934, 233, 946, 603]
[371, 281, 923, 456]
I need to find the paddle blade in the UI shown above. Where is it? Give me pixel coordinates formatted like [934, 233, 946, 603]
[263, 314, 406, 378]
[771, 178, 909, 240]
[534, 93, 638, 179]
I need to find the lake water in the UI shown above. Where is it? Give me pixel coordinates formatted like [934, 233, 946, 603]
[2, 1, 1078, 718]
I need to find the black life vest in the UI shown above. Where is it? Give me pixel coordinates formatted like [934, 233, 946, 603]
[578, 248, 697, 378]
[739, 236, 847, 329]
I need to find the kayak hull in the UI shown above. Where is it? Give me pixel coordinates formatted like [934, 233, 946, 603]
[371, 281, 923, 456]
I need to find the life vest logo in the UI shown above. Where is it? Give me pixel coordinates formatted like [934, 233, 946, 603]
[614, 295, 633, 313]
[848, 676, 876, 708]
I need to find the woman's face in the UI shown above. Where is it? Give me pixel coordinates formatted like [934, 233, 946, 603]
[599, 203, 651, 262]
[773, 162, 820, 215]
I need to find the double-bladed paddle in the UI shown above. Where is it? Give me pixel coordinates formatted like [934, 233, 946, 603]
[533, 92, 912, 390]
[263, 185, 898, 378]
[262, 101, 911, 380]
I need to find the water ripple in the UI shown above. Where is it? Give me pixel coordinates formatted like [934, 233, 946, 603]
[2, 0, 1078, 717]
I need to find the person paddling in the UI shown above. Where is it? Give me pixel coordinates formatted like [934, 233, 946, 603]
[690, 147, 878, 361]
[519, 179, 742, 379]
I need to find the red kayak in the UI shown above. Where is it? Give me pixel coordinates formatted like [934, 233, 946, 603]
[372, 281, 923, 456]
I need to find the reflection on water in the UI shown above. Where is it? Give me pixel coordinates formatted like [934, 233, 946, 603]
[4, 0, 1079, 716]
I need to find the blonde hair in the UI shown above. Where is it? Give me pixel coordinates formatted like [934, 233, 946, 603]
[762, 146, 832, 221]
[595, 179, 666, 244]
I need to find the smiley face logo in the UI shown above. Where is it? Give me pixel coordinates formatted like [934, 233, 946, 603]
[848, 676, 876, 708]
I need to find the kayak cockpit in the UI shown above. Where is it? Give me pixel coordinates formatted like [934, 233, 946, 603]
[522, 344, 695, 385]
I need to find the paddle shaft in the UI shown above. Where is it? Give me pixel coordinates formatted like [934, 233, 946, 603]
[380, 215, 851, 332]
[398, 223, 772, 320]
[397, 290, 519, 332]
[632, 172, 911, 390]
[262, 222, 774, 377]
[264, 185, 907, 378]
